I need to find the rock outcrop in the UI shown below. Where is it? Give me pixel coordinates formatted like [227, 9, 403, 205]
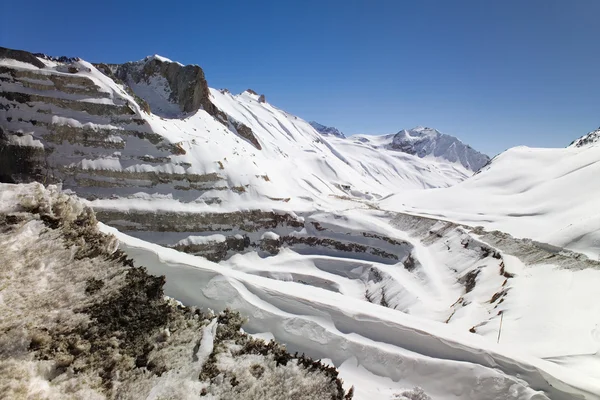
[0, 46, 46, 68]
[111, 55, 262, 149]
[569, 126, 600, 148]
[115, 55, 221, 117]
[0, 183, 350, 400]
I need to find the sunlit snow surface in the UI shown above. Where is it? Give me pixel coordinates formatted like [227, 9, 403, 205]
[380, 144, 600, 259]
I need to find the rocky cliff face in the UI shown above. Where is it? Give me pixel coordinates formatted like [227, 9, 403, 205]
[388, 126, 489, 172]
[113, 55, 261, 149]
[0, 47, 262, 192]
[115, 55, 220, 118]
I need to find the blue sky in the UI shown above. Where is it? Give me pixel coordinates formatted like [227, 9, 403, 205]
[2, 0, 598, 155]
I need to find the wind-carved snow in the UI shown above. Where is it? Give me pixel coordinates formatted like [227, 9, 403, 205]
[103, 213, 600, 400]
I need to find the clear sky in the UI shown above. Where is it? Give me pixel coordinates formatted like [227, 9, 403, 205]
[2, 0, 598, 155]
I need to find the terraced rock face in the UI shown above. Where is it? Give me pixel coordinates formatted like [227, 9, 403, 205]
[0, 48, 264, 205]
[0, 51, 189, 188]
[0, 183, 349, 400]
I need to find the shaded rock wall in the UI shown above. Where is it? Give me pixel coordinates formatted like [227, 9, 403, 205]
[115, 57, 220, 116]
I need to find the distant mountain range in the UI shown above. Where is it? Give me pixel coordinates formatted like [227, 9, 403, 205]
[310, 122, 489, 172]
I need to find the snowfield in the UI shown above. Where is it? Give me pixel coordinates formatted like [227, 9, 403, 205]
[380, 141, 600, 259]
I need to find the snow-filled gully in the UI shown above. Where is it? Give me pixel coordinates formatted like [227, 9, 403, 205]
[101, 216, 600, 400]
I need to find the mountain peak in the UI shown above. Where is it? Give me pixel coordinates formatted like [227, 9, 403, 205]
[389, 127, 489, 171]
[569, 127, 600, 148]
[309, 121, 346, 138]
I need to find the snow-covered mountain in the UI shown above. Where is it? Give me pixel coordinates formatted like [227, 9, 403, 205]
[309, 121, 346, 138]
[385, 126, 490, 171]
[569, 126, 600, 148]
[0, 48, 474, 241]
[308, 123, 489, 172]
[2, 46, 600, 400]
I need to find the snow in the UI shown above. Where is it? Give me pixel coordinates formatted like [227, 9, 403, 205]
[261, 231, 280, 240]
[8, 133, 44, 148]
[145, 54, 184, 67]
[78, 156, 122, 171]
[128, 74, 182, 118]
[176, 234, 227, 246]
[99, 217, 600, 400]
[381, 143, 600, 258]
[195, 318, 218, 368]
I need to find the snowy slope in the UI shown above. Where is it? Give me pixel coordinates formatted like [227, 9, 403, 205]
[381, 142, 600, 258]
[324, 134, 471, 189]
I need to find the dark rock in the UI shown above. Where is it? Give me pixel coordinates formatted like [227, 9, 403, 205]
[460, 268, 481, 293]
[0, 127, 48, 184]
[0, 47, 45, 68]
[258, 94, 266, 103]
[231, 120, 262, 150]
[116, 57, 219, 116]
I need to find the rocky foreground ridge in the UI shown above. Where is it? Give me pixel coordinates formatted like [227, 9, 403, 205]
[0, 183, 350, 399]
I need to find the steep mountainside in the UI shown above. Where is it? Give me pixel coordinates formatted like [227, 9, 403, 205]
[309, 121, 346, 138]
